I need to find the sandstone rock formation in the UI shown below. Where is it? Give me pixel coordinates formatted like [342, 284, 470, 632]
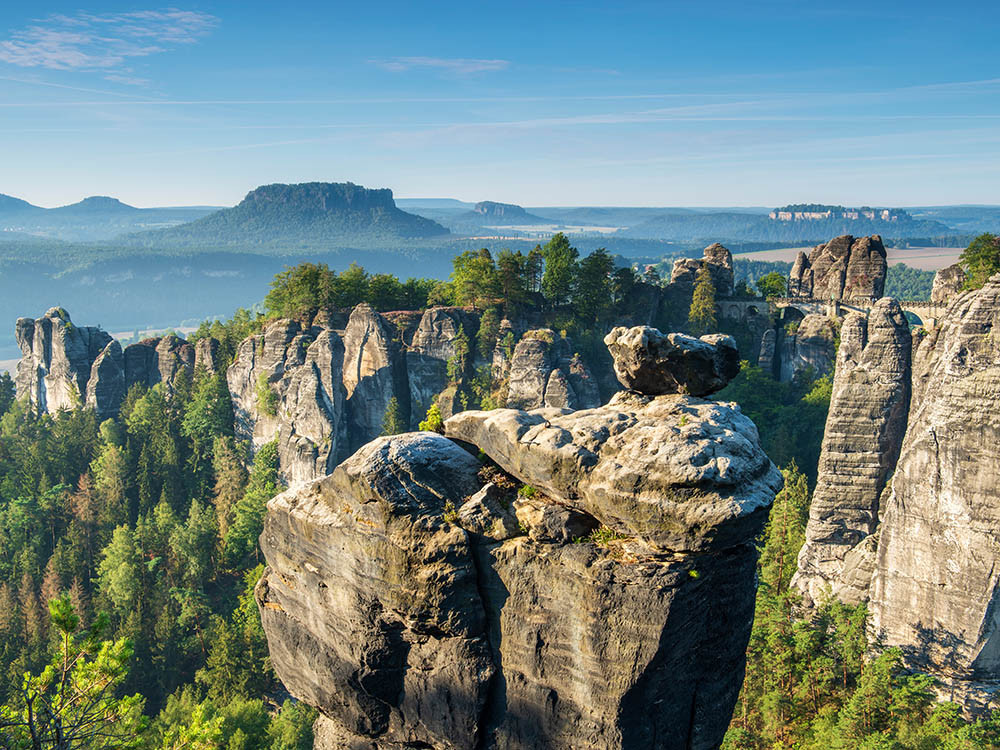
[124, 335, 195, 392]
[867, 275, 1000, 708]
[757, 329, 777, 376]
[788, 235, 887, 300]
[777, 314, 839, 382]
[504, 330, 601, 410]
[256, 324, 781, 749]
[227, 319, 348, 486]
[15, 309, 198, 419]
[604, 326, 739, 396]
[342, 303, 408, 450]
[406, 307, 476, 425]
[931, 263, 967, 305]
[792, 299, 911, 608]
[669, 242, 735, 298]
[15, 308, 116, 416]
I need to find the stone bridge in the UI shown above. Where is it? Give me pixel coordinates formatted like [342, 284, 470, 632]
[770, 297, 948, 327]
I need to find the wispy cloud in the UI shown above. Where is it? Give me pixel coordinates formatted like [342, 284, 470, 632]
[370, 56, 509, 75]
[0, 9, 218, 81]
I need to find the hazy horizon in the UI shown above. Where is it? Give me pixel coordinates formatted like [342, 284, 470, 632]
[2, 1, 999, 208]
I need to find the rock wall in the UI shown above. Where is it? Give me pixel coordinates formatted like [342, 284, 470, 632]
[227, 319, 349, 486]
[15, 308, 197, 419]
[791, 299, 911, 608]
[867, 276, 1000, 708]
[503, 330, 601, 410]
[788, 235, 887, 300]
[931, 263, 967, 305]
[256, 326, 781, 750]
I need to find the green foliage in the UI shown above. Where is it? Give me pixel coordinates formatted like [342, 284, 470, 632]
[224, 442, 280, 567]
[451, 249, 500, 309]
[418, 403, 445, 434]
[573, 248, 615, 325]
[717, 363, 831, 484]
[885, 263, 934, 301]
[255, 374, 279, 418]
[541, 233, 579, 306]
[0, 597, 147, 748]
[756, 271, 787, 299]
[380, 397, 406, 437]
[688, 264, 717, 335]
[959, 232, 1000, 290]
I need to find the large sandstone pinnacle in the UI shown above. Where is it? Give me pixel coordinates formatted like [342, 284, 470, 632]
[256, 325, 780, 749]
[791, 298, 912, 609]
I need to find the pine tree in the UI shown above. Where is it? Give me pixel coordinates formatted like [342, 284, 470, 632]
[381, 397, 406, 436]
[688, 264, 717, 335]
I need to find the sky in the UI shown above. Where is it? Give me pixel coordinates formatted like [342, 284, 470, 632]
[1, 0, 999, 208]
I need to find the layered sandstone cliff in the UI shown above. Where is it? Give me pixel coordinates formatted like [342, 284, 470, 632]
[791, 299, 911, 608]
[15, 308, 197, 419]
[788, 235, 887, 300]
[255, 326, 781, 749]
[868, 276, 1000, 709]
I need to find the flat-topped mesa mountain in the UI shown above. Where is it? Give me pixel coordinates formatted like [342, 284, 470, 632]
[128, 182, 450, 249]
[255, 326, 782, 749]
[467, 201, 551, 225]
[14, 308, 208, 419]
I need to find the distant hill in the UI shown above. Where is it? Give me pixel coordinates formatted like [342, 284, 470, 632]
[51, 196, 140, 214]
[126, 182, 450, 250]
[466, 201, 551, 225]
[0, 193, 217, 241]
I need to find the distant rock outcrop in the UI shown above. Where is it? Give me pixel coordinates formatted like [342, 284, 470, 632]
[504, 330, 602, 410]
[867, 276, 1000, 709]
[342, 303, 409, 450]
[788, 235, 887, 300]
[124, 335, 195, 392]
[15, 309, 197, 419]
[256, 324, 782, 749]
[669, 242, 735, 298]
[792, 299, 911, 608]
[406, 307, 477, 425]
[15, 308, 116, 416]
[931, 263, 967, 305]
[775, 314, 839, 382]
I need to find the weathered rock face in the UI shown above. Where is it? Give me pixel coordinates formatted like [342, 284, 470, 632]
[123, 335, 195, 392]
[931, 263, 967, 305]
[257, 326, 782, 749]
[15, 309, 207, 419]
[342, 304, 408, 450]
[604, 326, 739, 396]
[757, 328, 777, 376]
[504, 330, 601, 410]
[868, 276, 1000, 707]
[15, 308, 116, 416]
[792, 299, 911, 609]
[227, 319, 348, 485]
[669, 242, 735, 298]
[406, 307, 476, 425]
[777, 314, 839, 382]
[194, 336, 220, 374]
[789, 235, 887, 300]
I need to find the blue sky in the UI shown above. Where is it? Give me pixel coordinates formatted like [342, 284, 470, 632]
[1, 0, 999, 207]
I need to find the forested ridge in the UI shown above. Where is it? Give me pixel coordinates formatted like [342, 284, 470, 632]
[1, 233, 998, 748]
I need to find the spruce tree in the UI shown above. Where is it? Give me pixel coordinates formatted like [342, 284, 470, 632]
[688, 264, 717, 335]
